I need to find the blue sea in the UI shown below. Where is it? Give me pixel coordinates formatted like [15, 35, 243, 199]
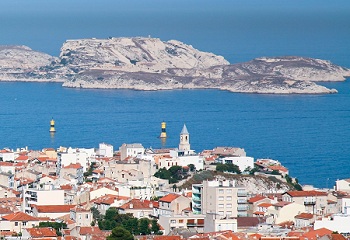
[0, 0, 349, 188]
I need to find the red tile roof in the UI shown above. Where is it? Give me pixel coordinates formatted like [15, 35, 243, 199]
[33, 205, 76, 213]
[79, 226, 103, 235]
[63, 163, 82, 169]
[25, 227, 57, 237]
[15, 155, 29, 161]
[301, 228, 332, 240]
[248, 195, 266, 203]
[119, 199, 156, 210]
[2, 212, 38, 221]
[159, 193, 181, 203]
[257, 203, 272, 208]
[285, 190, 328, 197]
[295, 212, 314, 220]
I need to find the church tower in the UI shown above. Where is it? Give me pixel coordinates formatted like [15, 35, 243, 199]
[179, 124, 190, 153]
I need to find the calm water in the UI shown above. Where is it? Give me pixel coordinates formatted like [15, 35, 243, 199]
[0, 0, 350, 188]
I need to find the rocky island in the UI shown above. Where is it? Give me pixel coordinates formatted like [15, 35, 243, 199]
[0, 37, 349, 94]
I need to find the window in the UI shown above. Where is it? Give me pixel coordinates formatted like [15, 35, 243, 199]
[218, 196, 224, 201]
[15, 222, 18, 226]
[23, 222, 27, 226]
[226, 204, 232, 208]
[170, 220, 176, 223]
[179, 219, 183, 223]
[219, 211, 224, 215]
[218, 204, 224, 208]
[227, 211, 232, 216]
[86, 214, 89, 219]
[226, 189, 232, 194]
[226, 196, 232, 201]
[219, 189, 224, 194]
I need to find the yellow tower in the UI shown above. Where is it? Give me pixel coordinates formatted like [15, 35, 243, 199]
[49, 118, 56, 132]
[160, 121, 167, 138]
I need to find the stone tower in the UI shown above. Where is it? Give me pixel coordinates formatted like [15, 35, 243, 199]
[179, 124, 190, 153]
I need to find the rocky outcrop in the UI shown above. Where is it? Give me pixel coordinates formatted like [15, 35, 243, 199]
[1, 37, 350, 94]
[0, 45, 63, 81]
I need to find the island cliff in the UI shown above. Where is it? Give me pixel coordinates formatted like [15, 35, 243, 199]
[1, 37, 349, 94]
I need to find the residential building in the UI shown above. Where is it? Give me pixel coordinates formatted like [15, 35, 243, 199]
[282, 190, 328, 215]
[266, 201, 305, 224]
[215, 156, 254, 172]
[158, 212, 205, 235]
[24, 186, 65, 214]
[119, 143, 145, 161]
[117, 198, 155, 218]
[204, 212, 238, 233]
[158, 193, 191, 216]
[98, 142, 113, 158]
[194, 179, 248, 217]
[0, 212, 40, 232]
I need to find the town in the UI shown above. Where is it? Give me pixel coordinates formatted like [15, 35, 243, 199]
[0, 124, 348, 240]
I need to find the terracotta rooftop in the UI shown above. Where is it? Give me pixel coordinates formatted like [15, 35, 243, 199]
[79, 226, 103, 235]
[34, 205, 76, 213]
[295, 212, 314, 220]
[119, 199, 156, 210]
[159, 193, 181, 203]
[300, 227, 333, 240]
[2, 211, 38, 221]
[285, 190, 328, 197]
[63, 163, 82, 169]
[248, 195, 267, 203]
[257, 202, 272, 208]
[25, 227, 57, 237]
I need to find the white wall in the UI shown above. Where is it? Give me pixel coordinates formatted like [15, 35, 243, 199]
[314, 214, 350, 233]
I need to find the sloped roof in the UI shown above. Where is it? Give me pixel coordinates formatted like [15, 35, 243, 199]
[180, 124, 189, 134]
[295, 212, 314, 220]
[25, 227, 57, 237]
[118, 199, 155, 210]
[248, 195, 267, 203]
[34, 205, 76, 213]
[301, 227, 332, 240]
[285, 190, 328, 197]
[79, 226, 103, 235]
[2, 212, 38, 221]
[159, 193, 181, 203]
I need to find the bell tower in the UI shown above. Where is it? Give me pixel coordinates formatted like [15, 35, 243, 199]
[179, 124, 190, 153]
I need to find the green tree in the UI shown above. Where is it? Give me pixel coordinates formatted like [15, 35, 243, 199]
[151, 219, 162, 235]
[90, 207, 102, 221]
[122, 218, 139, 235]
[37, 221, 67, 236]
[138, 218, 151, 235]
[188, 164, 196, 172]
[154, 168, 171, 180]
[107, 226, 134, 240]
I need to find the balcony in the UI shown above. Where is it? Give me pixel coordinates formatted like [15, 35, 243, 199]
[237, 190, 247, 197]
[237, 205, 248, 211]
[192, 196, 201, 203]
[304, 201, 316, 205]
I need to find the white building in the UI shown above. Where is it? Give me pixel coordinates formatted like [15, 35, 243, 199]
[98, 142, 113, 158]
[24, 185, 65, 214]
[193, 179, 248, 217]
[314, 214, 350, 234]
[0, 149, 15, 162]
[204, 213, 238, 233]
[216, 156, 254, 172]
[57, 147, 95, 173]
[119, 143, 145, 161]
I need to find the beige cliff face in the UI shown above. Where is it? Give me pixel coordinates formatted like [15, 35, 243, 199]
[59, 37, 229, 73]
[0, 38, 350, 94]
